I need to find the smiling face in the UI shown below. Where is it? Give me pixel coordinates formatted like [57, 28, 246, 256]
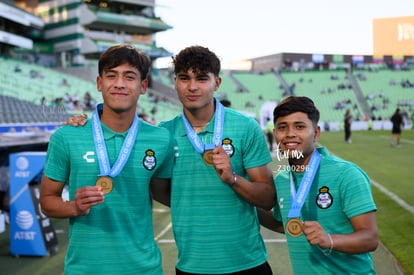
[174, 69, 221, 114]
[274, 111, 320, 166]
[97, 63, 147, 114]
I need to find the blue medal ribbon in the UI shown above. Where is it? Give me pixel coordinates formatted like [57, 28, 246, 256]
[182, 98, 225, 153]
[287, 149, 321, 219]
[92, 105, 139, 177]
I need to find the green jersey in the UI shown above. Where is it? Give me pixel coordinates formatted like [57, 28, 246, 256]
[273, 147, 377, 275]
[44, 119, 174, 275]
[160, 107, 272, 274]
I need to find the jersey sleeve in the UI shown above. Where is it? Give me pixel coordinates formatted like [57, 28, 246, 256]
[43, 128, 70, 183]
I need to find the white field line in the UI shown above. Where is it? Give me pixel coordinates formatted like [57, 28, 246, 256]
[371, 180, 414, 215]
[320, 143, 414, 215]
[379, 135, 414, 145]
[153, 208, 170, 213]
[153, 207, 287, 243]
[154, 221, 172, 241]
[154, 140, 414, 245]
[156, 239, 286, 244]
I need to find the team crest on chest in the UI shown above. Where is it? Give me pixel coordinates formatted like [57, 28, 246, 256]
[316, 186, 333, 209]
[222, 138, 235, 157]
[143, 149, 156, 170]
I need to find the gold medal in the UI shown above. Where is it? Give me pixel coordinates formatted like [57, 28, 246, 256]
[286, 218, 303, 237]
[96, 176, 113, 194]
[203, 150, 214, 166]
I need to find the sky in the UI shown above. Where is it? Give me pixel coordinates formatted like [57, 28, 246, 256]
[153, 0, 413, 69]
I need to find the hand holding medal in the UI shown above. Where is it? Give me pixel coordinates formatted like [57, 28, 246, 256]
[96, 176, 113, 195]
[182, 99, 225, 167]
[73, 185, 105, 215]
[286, 218, 303, 237]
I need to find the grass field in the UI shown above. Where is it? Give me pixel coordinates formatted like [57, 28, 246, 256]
[0, 130, 412, 274]
[317, 129, 414, 275]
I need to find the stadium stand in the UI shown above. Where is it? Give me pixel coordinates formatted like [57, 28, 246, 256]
[0, 94, 71, 124]
[0, 56, 96, 106]
[280, 70, 366, 122]
[354, 69, 414, 120]
[0, 61, 182, 127]
[223, 71, 283, 116]
[150, 66, 414, 129]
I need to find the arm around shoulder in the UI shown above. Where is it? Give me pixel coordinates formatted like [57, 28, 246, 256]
[150, 178, 171, 207]
[232, 164, 276, 210]
[257, 208, 285, 234]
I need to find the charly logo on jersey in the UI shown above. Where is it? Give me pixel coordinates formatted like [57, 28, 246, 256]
[83, 151, 95, 163]
[222, 138, 234, 157]
[143, 149, 156, 170]
[278, 197, 285, 209]
[316, 186, 333, 209]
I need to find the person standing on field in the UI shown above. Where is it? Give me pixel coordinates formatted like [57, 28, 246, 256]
[40, 44, 174, 275]
[390, 108, 404, 147]
[64, 45, 276, 275]
[157, 45, 275, 275]
[259, 96, 378, 275]
[344, 108, 352, 143]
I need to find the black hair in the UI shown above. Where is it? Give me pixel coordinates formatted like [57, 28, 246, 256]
[173, 46, 221, 76]
[98, 44, 151, 80]
[273, 96, 320, 126]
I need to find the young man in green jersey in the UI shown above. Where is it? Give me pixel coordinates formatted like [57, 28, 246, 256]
[40, 44, 174, 275]
[156, 46, 275, 275]
[259, 96, 378, 275]
[66, 45, 276, 275]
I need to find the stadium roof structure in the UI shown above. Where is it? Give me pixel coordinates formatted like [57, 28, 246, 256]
[8, 0, 172, 66]
[0, 1, 44, 49]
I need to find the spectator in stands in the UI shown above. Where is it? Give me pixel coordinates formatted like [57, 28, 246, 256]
[14, 65, 21, 73]
[63, 92, 71, 104]
[30, 69, 43, 79]
[83, 91, 95, 110]
[72, 100, 83, 112]
[245, 101, 255, 108]
[219, 98, 231, 107]
[259, 96, 378, 275]
[40, 44, 174, 275]
[390, 108, 404, 147]
[289, 82, 296, 95]
[138, 112, 156, 125]
[40, 96, 46, 106]
[344, 109, 352, 143]
[60, 78, 70, 87]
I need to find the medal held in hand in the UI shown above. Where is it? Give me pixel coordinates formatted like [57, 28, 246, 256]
[182, 98, 225, 166]
[203, 150, 214, 166]
[96, 176, 113, 194]
[286, 218, 303, 237]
